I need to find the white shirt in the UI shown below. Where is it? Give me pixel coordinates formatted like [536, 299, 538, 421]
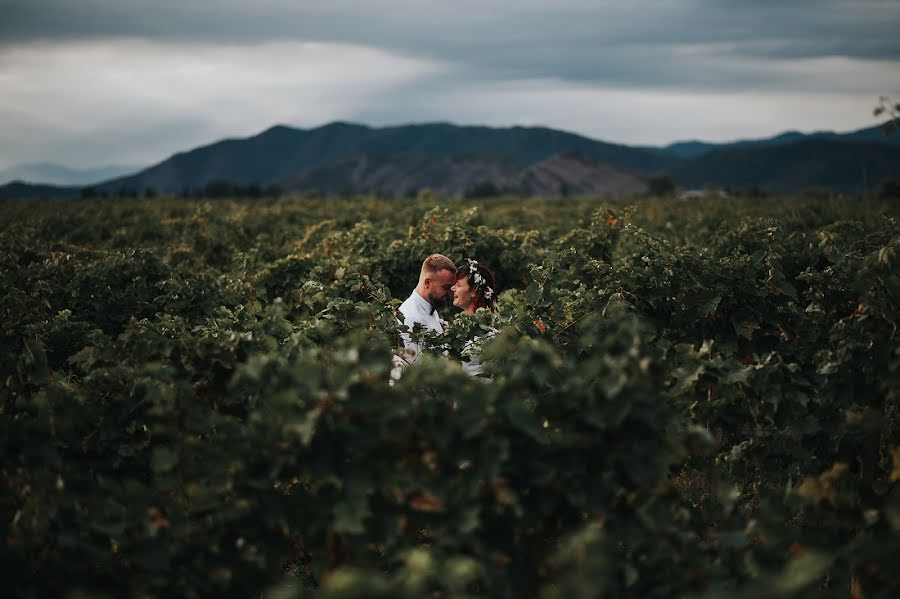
[393, 290, 443, 373]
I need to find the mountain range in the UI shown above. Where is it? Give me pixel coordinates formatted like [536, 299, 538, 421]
[1, 122, 898, 199]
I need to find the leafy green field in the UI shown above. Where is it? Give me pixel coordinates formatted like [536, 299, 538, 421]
[2, 195, 898, 598]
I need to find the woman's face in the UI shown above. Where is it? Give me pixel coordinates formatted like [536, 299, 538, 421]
[451, 275, 476, 312]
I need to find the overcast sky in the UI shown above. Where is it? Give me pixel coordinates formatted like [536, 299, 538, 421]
[1, 0, 899, 169]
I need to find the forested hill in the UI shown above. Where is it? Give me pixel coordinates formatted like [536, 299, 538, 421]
[664, 139, 900, 194]
[0, 181, 81, 199]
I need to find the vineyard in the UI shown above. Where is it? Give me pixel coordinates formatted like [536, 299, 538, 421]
[1, 194, 898, 598]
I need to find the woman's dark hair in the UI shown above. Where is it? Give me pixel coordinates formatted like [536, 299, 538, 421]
[456, 259, 498, 312]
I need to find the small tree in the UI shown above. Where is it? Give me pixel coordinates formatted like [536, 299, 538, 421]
[464, 181, 502, 198]
[874, 96, 899, 136]
[647, 175, 676, 197]
[739, 185, 768, 199]
[875, 178, 900, 199]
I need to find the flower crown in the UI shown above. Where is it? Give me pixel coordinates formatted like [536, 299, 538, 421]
[465, 258, 494, 301]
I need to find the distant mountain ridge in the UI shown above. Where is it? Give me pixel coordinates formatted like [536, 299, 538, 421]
[660, 125, 899, 158]
[0, 162, 139, 186]
[1, 121, 898, 199]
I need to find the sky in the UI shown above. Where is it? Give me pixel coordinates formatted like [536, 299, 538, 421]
[1, 0, 899, 170]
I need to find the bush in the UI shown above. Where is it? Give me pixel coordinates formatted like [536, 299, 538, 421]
[2, 195, 899, 597]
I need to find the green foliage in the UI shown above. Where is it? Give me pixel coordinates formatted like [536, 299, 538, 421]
[1, 195, 898, 598]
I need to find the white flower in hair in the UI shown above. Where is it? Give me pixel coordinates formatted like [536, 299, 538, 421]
[484, 287, 493, 300]
[473, 272, 484, 285]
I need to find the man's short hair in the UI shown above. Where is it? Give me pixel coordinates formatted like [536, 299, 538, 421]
[421, 254, 456, 275]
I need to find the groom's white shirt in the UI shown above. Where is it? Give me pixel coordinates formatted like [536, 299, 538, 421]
[396, 290, 443, 367]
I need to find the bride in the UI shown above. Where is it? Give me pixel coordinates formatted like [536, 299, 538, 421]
[450, 259, 498, 377]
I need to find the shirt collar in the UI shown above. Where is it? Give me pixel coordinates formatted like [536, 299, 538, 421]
[412, 290, 436, 315]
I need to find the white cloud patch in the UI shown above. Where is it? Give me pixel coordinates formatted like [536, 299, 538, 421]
[0, 39, 449, 168]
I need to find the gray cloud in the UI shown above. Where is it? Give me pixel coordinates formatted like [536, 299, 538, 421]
[0, 1, 898, 170]
[2, 0, 899, 90]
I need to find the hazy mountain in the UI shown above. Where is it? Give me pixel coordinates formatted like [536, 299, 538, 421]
[517, 153, 648, 197]
[0, 162, 139, 186]
[282, 152, 520, 197]
[665, 139, 900, 193]
[660, 125, 899, 158]
[281, 152, 648, 197]
[94, 122, 677, 195]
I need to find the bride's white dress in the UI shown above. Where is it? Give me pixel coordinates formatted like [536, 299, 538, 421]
[460, 328, 497, 378]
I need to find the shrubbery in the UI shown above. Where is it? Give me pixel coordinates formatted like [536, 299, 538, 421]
[1, 195, 898, 597]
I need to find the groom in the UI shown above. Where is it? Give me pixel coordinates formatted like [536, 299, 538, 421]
[394, 253, 457, 370]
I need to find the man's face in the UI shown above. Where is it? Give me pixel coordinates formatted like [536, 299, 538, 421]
[427, 269, 456, 308]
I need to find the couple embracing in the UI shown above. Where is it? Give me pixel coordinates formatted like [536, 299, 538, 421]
[394, 253, 497, 378]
